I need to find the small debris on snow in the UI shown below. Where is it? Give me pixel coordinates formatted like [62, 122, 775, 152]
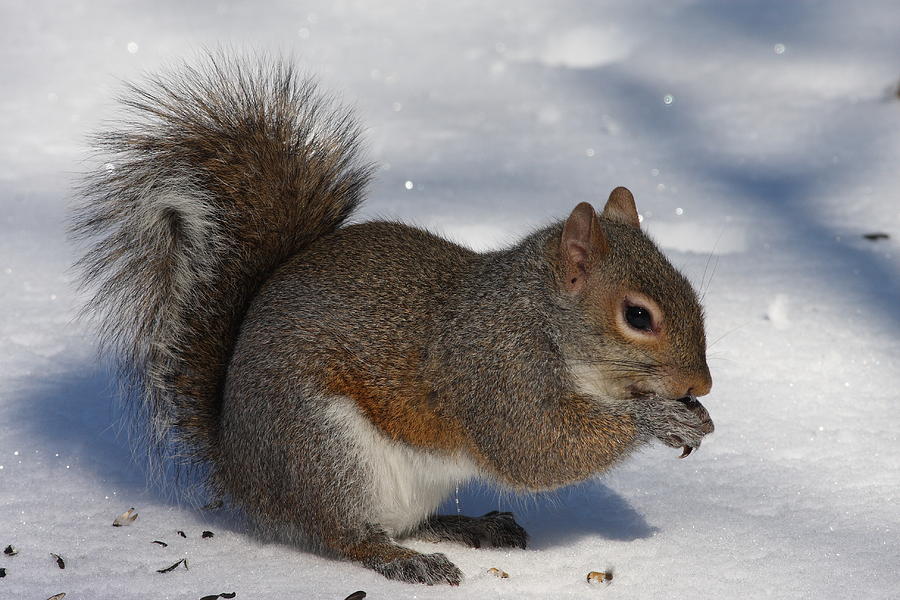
[112, 507, 138, 527]
[862, 232, 890, 241]
[50, 553, 65, 569]
[201, 530, 214, 538]
[3, 544, 17, 556]
[586, 570, 613, 585]
[151, 540, 168, 547]
[157, 558, 188, 573]
[200, 593, 236, 600]
[343, 592, 366, 600]
[488, 567, 509, 579]
[46, 594, 66, 600]
[0, 567, 6, 578]
[177, 531, 187, 538]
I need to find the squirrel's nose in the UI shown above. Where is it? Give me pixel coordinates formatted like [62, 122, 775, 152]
[684, 366, 713, 397]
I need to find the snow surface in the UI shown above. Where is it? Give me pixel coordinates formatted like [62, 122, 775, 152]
[2, 1, 899, 599]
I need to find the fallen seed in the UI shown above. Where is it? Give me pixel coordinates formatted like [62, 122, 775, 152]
[344, 592, 366, 600]
[200, 593, 237, 600]
[151, 540, 168, 547]
[51, 553, 65, 569]
[157, 558, 188, 573]
[587, 570, 613, 584]
[3, 545, 16, 556]
[46, 594, 66, 600]
[177, 531, 187, 538]
[488, 567, 509, 579]
[201, 530, 214, 538]
[113, 507, 139, 527]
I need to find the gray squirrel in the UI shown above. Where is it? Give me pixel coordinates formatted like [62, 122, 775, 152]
[72, 55, 714, 585]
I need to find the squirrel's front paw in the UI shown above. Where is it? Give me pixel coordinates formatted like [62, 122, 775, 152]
[636, 396, 714, 457]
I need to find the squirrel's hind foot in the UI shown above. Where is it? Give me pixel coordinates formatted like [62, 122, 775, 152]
[337, 528, 462, 585]
[408, 511, 529, 550]
[366, 551, 462, 586]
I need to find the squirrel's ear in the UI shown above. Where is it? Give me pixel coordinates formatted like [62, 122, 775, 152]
[601, 186, 640, 228]
[560, 202, 608, 294]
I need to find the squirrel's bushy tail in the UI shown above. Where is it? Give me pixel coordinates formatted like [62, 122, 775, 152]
[72, 54, 371, 477]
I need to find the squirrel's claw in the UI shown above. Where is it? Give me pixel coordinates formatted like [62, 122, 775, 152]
[679, 445, 693, 458]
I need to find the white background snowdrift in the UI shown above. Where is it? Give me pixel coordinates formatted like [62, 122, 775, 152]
[1, 1, 898, 599]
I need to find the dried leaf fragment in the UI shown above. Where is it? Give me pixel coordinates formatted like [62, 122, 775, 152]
[157, 558, 188, 573]
[201, 530, 214, 538]
[51, 553, 65, 569]
[488, 567, 509, 579]
[113, 507, 139, 527]
[343, 592, 366, 600]
[587, 571, 613, 584]
[3, 545, 17, 556]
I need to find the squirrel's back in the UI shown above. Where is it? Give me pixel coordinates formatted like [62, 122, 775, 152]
[72, 54, 372, 475]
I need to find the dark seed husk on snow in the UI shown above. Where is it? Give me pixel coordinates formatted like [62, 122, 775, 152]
[3, 545, 16, 556]
[201, 531, 214, 538]
[177, 531, 187, 538]
[151, 540, 168, 547]
[344, 592, 367, 600]
[46, 594, 66, 600]
[51, 553, 65, 569]
[157, 558, 188, 573]
[200, 593, 237, 600]
[0, 567, 6, 578]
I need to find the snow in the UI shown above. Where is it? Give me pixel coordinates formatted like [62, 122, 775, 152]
[2, 1, 899, 598]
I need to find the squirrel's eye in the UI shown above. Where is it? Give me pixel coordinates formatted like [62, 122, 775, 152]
[625, 305, 653, 331]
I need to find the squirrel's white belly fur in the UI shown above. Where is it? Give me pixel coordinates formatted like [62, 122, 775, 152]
[324, 399, 481, 536]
